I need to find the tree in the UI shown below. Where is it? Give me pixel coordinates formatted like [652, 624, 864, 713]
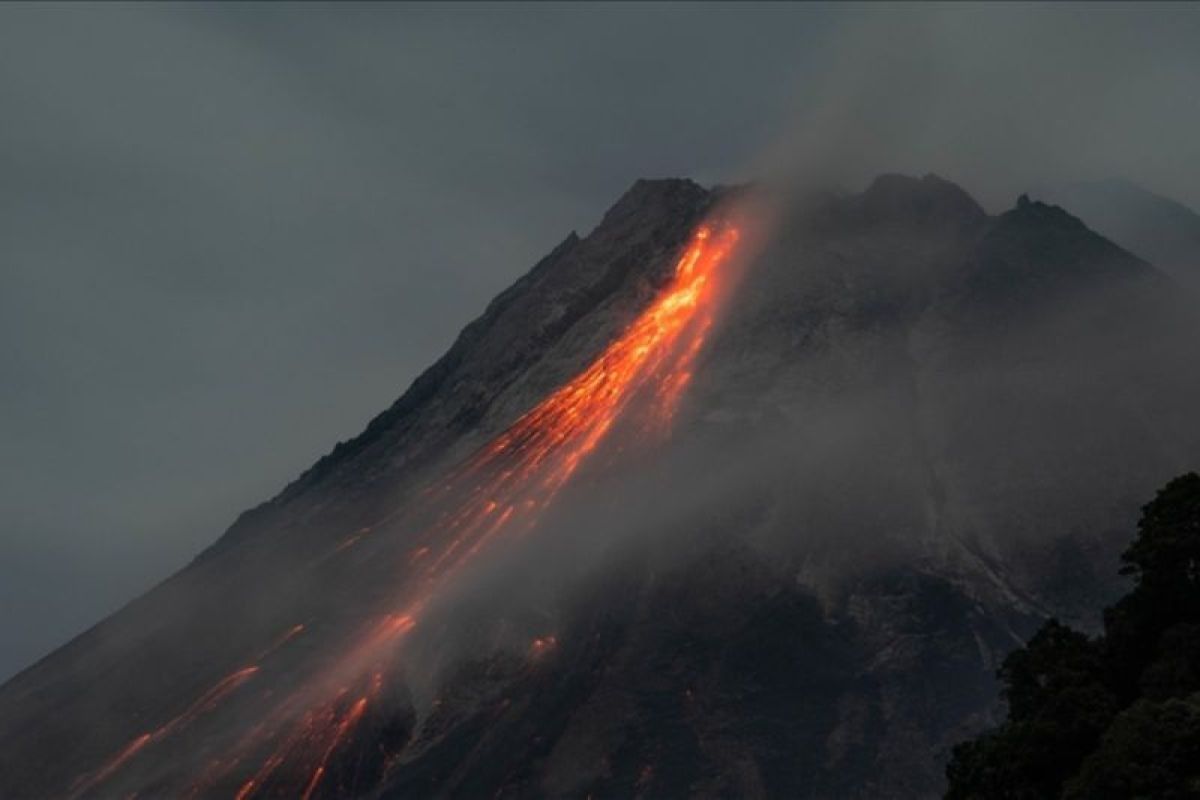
[1064, 695, 1200, 800]
[945, 473, 1200, 799]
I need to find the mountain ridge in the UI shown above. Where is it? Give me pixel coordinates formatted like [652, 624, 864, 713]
[3, 172, 1199, 799]
[1036, 177, 1200, 293]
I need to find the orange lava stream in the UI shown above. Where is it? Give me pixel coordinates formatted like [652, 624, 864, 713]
[257, 623, 306, 660]
[70, 734, 153, 799]
[528, 635, 558, 660]
[76, 219, 741, 799]
[299, 695, 370, 800]
[418, 222, 740, 576]
[70, 666, 261, 798]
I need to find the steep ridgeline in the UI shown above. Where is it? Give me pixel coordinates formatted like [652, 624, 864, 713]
[1039, 178, 1200, 293]
[2, 175, 1199, 800]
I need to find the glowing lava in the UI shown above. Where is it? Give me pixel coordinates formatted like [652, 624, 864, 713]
[70, 666, 261, 798]
[416, 221, 741, 576]
[529, 635, 558, 660]
[73, 217, 742, 798]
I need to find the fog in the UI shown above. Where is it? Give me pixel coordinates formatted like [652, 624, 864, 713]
[755, 4, 1200, 210]
[3, 1, 1198, 685]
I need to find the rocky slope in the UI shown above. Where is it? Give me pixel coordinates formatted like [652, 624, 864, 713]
[1039, 178, 1200, 293]
[1, 174, 1198, 799]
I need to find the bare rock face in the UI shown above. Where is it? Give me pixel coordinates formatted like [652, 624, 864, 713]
[2, 173, 1199, 799]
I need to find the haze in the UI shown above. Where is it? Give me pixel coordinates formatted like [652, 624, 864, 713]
[2, 2, 1198, 682]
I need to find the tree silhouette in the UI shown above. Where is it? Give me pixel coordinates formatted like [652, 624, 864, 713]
[946, 473, 1200, 799]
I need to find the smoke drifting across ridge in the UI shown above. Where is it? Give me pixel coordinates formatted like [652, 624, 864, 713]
[4, 2, 1199, 684]
[752, 3, 1200, 210]
[21, 163, 1200, 798]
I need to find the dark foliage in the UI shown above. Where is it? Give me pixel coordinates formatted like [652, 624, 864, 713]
[946, 473, 1200, 799]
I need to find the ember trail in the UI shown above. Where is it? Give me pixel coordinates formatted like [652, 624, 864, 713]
[72, 219, 741, 799]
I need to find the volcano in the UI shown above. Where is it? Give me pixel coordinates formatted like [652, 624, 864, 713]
[2, 175, 1199, 799]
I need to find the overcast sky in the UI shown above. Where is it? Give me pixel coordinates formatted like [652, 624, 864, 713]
[2, 3, 1198, 681]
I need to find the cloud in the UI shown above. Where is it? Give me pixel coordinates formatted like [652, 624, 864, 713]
[1, 2, 1197, 681]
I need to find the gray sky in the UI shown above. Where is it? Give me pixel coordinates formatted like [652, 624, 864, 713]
[2, 3, 1197, 681]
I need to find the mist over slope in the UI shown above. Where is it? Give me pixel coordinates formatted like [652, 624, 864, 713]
[1038, 178, 1200, 293]
[1, 174, 1199, 799]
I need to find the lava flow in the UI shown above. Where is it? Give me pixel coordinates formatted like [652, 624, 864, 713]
[73, 217, 742, 799]
[69, 666, 261, 798]
[415, 220, 742, 576]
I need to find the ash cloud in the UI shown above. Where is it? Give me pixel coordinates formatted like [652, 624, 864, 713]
[754, 4, 1200, 211]
[2, 1, 1198, 687]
